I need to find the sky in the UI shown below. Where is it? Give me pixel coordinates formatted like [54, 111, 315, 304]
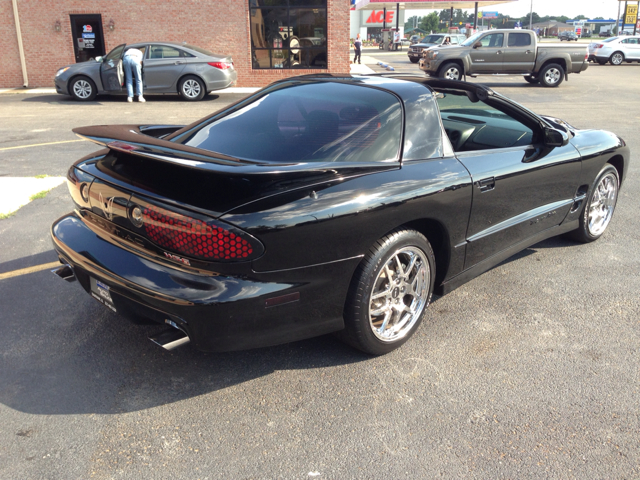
[407, 0, 623, 21]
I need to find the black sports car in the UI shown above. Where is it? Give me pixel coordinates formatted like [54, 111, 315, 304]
[51, 75, 629, 355]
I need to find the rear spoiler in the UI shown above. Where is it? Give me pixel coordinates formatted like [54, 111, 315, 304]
[73, 124, 261, 168]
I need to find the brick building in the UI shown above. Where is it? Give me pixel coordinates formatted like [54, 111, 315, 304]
[1, 0, 350, 89]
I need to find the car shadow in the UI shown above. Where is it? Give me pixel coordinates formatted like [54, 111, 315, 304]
[0, 252, 369, 416]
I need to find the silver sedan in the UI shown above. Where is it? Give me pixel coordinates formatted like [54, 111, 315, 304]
[588, 36, 640, 65]
[54, 42, 237, 101]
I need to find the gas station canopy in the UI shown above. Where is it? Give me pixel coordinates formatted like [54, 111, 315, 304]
[354, 0, 518, 10]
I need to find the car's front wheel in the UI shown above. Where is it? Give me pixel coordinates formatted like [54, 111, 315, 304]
[439, 62, 462, 81]
[539, 63, 565, 87]
[409, 57, 419, 64]
[610, 51, 624, 65]
[341, 229, 435, 355]
[69, 76, 97, 101]
[570, 164, 619, 243]
[179, 75, 206, 101]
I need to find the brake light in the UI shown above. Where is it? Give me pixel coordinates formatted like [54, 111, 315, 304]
[595, 44, 604, 48]
[141, 204, 260, 261]
[208, 61, 233, 70]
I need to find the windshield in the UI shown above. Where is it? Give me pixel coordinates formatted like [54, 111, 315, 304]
[180, 82, 402, 163]
[461, 32, 484, 46]
[420, 35, 444, 44]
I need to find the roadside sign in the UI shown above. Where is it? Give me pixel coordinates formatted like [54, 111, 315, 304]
[625, 4, 638, 25]
[482, 11, 498, 19]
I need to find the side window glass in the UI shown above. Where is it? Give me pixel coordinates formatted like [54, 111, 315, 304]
[480, 33, 504, 48]
[149, 46, 182, 59]
[450, 37, 459, 45]
[436, 91, 535, 152]
[105, 44, 125, 62]
[508, 33, 531, 47]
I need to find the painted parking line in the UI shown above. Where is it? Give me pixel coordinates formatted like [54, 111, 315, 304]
[0, 261, 61, 281]
[0, 139, 84, 151]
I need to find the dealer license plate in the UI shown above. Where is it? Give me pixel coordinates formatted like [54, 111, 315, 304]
[90, 277, 117, 313]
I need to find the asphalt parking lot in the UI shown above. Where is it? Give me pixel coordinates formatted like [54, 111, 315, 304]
[1, 58, 639, 479]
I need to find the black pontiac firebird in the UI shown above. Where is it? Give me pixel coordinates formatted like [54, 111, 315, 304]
[51, 74, 629, 355]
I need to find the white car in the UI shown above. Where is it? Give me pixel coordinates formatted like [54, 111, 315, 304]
[588, 36, 640, 65]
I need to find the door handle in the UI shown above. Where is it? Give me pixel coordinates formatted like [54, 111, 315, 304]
[496, 50, 503, 54]
[525, 50, 532, 54]
[478, 177, 495, 192]
[174, 60, 185, 65]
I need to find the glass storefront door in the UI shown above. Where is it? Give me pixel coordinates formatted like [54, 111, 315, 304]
[70, 14, 106, 63]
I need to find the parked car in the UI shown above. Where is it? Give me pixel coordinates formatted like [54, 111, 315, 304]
[407, 34, 466, 63]
[51, 75, 628, 355]
[54, 42, 237, 102]
[559, 31, 579, 41]
[419, 29, 589, 87]
[588, 36, 640, 65]
[409, 35, 421, 45]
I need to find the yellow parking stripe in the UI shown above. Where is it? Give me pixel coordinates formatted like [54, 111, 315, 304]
[0, 261, 62, 281]
[0, 139, 84, 151]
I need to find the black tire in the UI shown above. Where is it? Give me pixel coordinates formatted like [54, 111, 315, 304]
[569, 164, 619, 243]
[178, 75, 206, 101]
[438, 62, 462, 81]
[409, 57, 419, 64]
[610, 51, 624, 65]
[539, 63, 565, 87]
[69, 76, 97, 101]
[524, 75, 539, 84]
[340, 229, 436, 355]
[596, 58, 608, 65]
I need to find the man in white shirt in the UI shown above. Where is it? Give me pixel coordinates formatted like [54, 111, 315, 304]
[123, 48, 145, 103]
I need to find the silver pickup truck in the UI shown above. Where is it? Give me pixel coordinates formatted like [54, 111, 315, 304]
[419, 29, 588, 87]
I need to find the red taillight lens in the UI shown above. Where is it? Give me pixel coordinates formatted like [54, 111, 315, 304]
[208, 61, 233, 70]
[142, 204, 259, 261]
[596, 44, 604, 48]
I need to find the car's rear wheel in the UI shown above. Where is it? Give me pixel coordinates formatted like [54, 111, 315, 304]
[610, 52, 624, 65]
[70, 76, 97, 101]
[409, 57, 419, 64]
[539, 63, 564, 87]
[524, 75, 539, 84]
[341, 229, 435, 355]
[596, 58, 608, 65]
[179, 75, 206, 101]
[439, 62, 462, 81]
[570, 164, 619, 243]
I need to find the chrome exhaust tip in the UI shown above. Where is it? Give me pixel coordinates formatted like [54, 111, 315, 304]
[52, 264, 76, 282]
[149, 327, 190, 351]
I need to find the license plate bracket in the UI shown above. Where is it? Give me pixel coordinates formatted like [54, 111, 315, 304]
[90, 277, 117, 313]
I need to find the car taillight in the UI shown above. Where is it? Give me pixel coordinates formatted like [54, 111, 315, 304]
[208, 61, 233, 70]
[141, 204, 261, 261]
[596, 44, 604, 48]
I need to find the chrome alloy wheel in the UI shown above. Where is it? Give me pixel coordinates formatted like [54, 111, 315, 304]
[73, 80, 93, 99]
[368, 246, 429, 342]
[611, 52, 624, 65]
[182, 79, 202, 99]
[588, 172, 618, 236]
[443, 66, 461, 80]
[543, 67, 562, 85]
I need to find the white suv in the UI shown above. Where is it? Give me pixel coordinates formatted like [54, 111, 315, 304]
[588, 36, 640, 65]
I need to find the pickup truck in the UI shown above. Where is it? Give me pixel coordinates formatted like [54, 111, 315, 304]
[418, 29, 589, 87]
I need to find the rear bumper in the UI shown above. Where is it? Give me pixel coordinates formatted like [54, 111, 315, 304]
[205, 69, 238, 92]
[51, 212, 358, 351]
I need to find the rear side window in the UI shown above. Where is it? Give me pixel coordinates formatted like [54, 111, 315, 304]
[148, 45, 184, 59]
[181, 83, 402, 163]
[508, 33, 531, 47]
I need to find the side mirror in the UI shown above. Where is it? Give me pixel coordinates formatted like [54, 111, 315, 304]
[95, 56, 103, 63]
[473, 42, 482, 49]
[544, 127, 569, 147]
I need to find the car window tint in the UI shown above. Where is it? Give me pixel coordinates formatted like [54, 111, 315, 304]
[105, 44, 125, 62]
[436, 91, 534, 152]
[181, 83, 402, 163]
[508, 33, 531, 47]
[480, 33, 504, 48]
[450, 37, 459, 45]
[149, 46, 183, 59]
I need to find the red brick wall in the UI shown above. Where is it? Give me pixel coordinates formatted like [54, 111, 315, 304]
[0, 0, 350, 89]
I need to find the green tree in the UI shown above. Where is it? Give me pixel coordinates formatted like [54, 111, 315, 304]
[419, 12, 440, 33]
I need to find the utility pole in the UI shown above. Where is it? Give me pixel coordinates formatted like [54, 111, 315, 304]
[529, 0, 533, 29]
[616, 1, 622, 34]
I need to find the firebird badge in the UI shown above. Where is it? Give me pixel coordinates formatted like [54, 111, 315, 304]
[98, 192, 115, 221]
[164, 252, 191, 266]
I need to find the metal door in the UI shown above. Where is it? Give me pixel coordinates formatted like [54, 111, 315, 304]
[143, 45, 188, 91]
[100, 44, 126, 92]
[503, 32, 535, 72]
[69, 14, 105, 63]
[469, 32, 505, 72]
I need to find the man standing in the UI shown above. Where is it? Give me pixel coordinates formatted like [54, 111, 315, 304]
[123, 48, 145, 103]
[354, 33, 362, 64]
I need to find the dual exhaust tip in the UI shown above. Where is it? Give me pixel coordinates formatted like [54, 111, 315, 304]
[52, 261, 190, 351]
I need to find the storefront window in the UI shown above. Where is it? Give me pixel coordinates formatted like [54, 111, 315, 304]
[250, 0, 327, 69]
